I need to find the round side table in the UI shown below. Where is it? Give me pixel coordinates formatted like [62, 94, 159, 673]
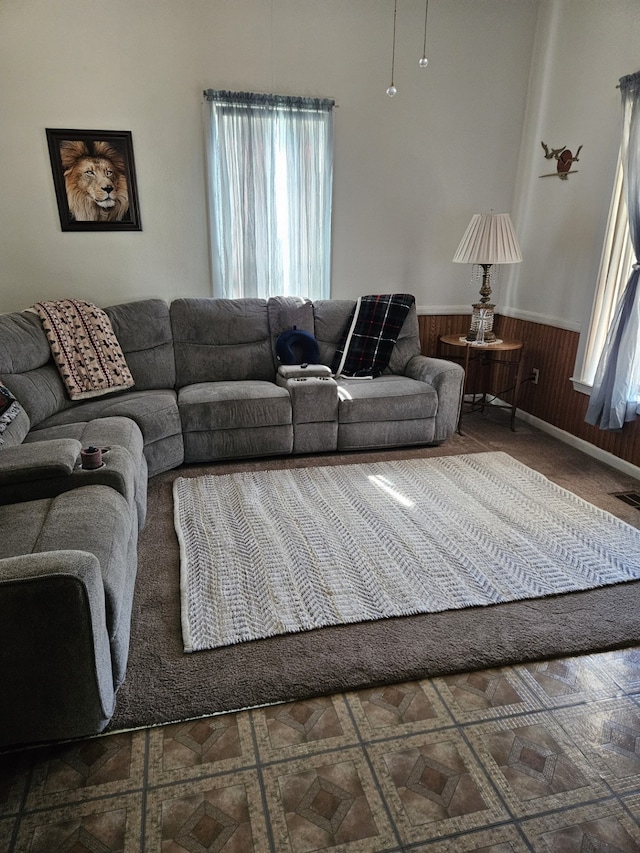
[438, 334, 525, 431]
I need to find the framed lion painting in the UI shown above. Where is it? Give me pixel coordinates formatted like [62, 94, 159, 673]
[46, 128, 142, 231]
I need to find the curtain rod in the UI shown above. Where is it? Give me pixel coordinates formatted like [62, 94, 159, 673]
[203, 89, 338, 107]
[617, 69, 640, 89]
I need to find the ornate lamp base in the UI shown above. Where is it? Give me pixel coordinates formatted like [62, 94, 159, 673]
[466, 302, 496, 343]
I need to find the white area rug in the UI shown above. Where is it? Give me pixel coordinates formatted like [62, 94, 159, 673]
[173, 452, 640, 652]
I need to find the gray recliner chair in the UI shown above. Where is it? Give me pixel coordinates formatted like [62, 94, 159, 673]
[0, 484, 137, 747]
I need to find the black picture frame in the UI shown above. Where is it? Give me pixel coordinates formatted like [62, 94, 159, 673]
[46, 128, 142, 231]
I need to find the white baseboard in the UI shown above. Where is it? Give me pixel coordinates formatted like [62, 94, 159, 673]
[515, 407, 640, 482]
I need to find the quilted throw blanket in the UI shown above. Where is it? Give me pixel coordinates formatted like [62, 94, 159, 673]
[32, 299, 135, 401]
[331, 293, 415, 378]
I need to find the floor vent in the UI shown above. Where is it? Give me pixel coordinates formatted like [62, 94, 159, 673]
[610, 491, 640, 509]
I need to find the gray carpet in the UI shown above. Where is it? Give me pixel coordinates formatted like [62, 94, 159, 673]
[108, 415, 640, 732]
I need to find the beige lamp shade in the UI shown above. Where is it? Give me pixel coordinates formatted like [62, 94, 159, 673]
[452, 213, 522, 265]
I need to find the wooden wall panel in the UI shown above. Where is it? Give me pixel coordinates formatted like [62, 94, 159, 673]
[419, 312, 640, 470]
[418, 314, 470, 357]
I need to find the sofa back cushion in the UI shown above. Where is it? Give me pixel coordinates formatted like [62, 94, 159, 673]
[171, 298, 276, 386]
[0, 311, 70, 427]
[311, 300, 353, 368]
[105, 299, 176, 390]
[267, 296, 316, 365]
[386, 302, 422, 373]
[312, 299, 420, 374]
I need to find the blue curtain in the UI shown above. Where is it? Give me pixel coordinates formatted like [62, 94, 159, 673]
[586, 71, 640, 430]
[203, 90, 334, 300]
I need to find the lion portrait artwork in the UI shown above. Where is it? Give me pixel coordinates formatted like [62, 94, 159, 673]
[59, 139, 130, 222]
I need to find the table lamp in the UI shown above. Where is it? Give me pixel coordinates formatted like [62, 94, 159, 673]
[452, 212, 522, 343]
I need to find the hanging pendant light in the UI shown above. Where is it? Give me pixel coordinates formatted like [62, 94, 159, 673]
[386, 0, 398, 97]
[419, 0, 429, 67]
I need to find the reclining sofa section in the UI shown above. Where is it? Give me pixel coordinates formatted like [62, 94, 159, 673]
[0, 296, 464, 474]
[0, 295, 463, 746]
[170, 296, 464, 462]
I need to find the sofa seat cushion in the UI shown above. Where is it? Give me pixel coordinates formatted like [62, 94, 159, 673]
[336, 375, 438, 424]
[33, 389, 179, 443]
[178, 381, 291, 431]
[31, 390, 184, 477]
[0, 486, 135, 651]
[28, 415, 144, 461]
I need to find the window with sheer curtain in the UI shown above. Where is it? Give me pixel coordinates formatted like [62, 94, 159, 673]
[203, 90, 334, 301]
[583, 70, 640, 430]
[575, 154, 635, 391]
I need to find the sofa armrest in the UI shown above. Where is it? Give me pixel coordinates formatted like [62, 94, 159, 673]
[0, 438, 82, 486]
[0, 547, 104, 589]
[404, 354, 464, 386]
[404, 355, 465, 442]
[0, 550, 115, 746]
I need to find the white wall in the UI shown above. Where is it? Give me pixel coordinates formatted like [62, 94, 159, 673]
[0, 0, 537, 313]
[5, 1, 638, 328]
[502, 0, 640, 332]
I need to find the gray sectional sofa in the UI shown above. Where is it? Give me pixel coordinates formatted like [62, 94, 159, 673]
[0, 295, 464, 747]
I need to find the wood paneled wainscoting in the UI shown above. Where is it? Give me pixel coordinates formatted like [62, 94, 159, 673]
[418, 312, 640, 471]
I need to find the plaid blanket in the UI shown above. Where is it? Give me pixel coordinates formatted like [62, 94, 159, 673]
[331, 294, 415, 378]
[32, 299, 135, 401]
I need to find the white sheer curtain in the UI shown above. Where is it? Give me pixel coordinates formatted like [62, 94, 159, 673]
[579, 154, 635, 387]
[585, 71, 640, 430]
[203, 90, 334, 300]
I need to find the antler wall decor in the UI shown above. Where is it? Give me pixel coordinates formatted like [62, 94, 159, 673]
[539, 141, 583, 180]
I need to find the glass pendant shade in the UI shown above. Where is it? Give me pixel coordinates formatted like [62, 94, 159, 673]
[386, 0, 430, 95]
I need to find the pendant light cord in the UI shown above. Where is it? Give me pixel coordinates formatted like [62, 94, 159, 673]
[422, 0, 429, 58]
[390, 0, 397, 86]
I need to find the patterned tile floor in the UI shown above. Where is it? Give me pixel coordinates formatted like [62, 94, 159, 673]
[3, 647, 640, 851]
